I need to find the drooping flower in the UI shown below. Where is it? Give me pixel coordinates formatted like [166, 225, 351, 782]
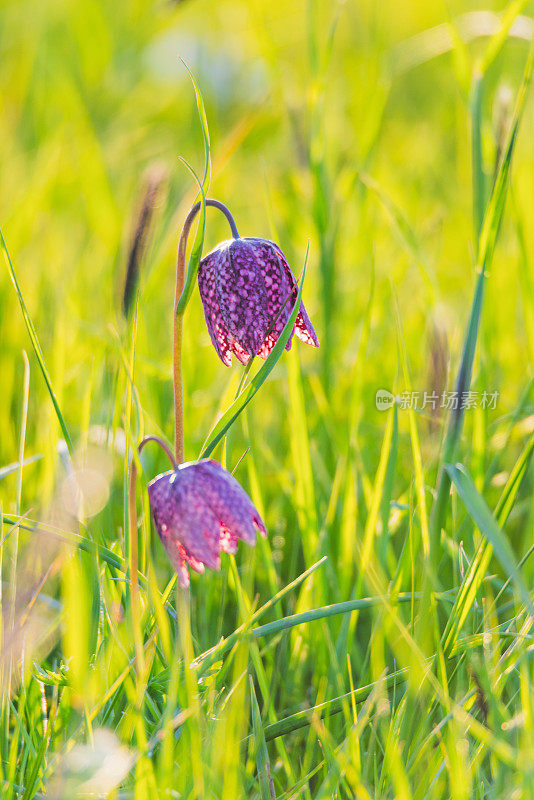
[197, 237, 319, 366]
[148, 459, 266, 588]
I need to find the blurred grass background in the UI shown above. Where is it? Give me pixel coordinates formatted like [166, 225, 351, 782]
[1, 0, 534, 797]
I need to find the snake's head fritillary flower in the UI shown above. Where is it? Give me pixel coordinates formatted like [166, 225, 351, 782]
[147, 459, 266, 588]
[197, 237, 319, 366]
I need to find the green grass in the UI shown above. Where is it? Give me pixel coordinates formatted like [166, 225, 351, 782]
[2, 0, 534, 797]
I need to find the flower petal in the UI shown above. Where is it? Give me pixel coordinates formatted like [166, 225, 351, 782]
[243, 238, 296, 358]
[195, 460, 267, 545]
[295, 307, 319, 347]
[217, 240, 270, 355]
[219, 525, 238, 554]
[273, 242, 319, 350]
[148, 468, 222, 570]
[230, 338, 253, 365]
[198, 246, 234, 366]
[148, 460, 267, 583]
[177, 561, 190, 589]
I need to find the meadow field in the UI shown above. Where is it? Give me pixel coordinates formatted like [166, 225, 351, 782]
[1, 0, 534, 797]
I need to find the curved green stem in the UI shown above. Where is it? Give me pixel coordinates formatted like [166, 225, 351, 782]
[173, 199, 239, 463]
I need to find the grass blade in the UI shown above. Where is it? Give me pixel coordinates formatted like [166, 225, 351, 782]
[262, 671, 406, 742]
[175, 59, 211, 315]
[250, 677, 276, 800]
[396, 304, 430, 558]
[1, 229, 73, 455]
[252, 593, 417, 639]
[442, 432, 534, 652]
[0, 456, 42, 482]
[480, 0, 531, 74]
[429, 43, 534, 555]
[445, 461, 534, 619]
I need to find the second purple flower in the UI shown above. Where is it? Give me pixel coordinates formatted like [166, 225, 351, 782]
[198, 237, 319, 366]
[148, 459, 266, 588]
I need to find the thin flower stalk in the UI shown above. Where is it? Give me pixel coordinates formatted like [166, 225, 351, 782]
[173, 199, 240, 464]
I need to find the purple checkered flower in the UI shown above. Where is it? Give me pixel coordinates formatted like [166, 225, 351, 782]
[197, 237, 319, 366]
[148, 459, 266, 588]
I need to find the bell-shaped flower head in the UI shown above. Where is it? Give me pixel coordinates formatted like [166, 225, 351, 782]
[148, 459, 266, 588]
[197, 237, 319, 366]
